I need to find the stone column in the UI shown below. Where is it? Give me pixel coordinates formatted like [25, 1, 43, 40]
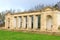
[22, 16, 26, 29]
[18, 16, 22, 29]
[27, 16, 31, 29]
[23, 16, 26, 29]
[33, 15, 38, 30]
[13, 17, 17, 29]
[22, 16, 24, 29]
[17, 16, 21, 29]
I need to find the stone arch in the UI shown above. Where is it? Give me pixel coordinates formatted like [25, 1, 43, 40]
[46, 15, 53, 31]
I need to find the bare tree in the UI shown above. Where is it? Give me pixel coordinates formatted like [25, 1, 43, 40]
[53, 1, 60, 10]
[28, 4, 45, 11]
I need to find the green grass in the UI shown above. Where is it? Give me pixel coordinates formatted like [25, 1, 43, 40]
[0, 30, 60, 40]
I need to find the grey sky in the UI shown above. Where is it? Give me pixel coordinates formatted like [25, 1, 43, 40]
[0, 0, 60, 12]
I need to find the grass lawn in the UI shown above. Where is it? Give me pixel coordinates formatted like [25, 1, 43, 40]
[0, 30, 60, 40]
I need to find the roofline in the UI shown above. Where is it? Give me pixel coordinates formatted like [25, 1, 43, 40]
[5, 7, 60, 15]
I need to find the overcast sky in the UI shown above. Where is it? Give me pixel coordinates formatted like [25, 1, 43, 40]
[0, 0, 60, 12]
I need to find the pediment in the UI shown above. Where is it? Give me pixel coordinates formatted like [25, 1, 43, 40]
[43, 6, 54, 11]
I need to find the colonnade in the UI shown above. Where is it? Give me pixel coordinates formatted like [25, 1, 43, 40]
[13, 15, 41, 30]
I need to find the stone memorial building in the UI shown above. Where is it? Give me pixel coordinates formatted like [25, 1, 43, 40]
[5, 7, 60, 32]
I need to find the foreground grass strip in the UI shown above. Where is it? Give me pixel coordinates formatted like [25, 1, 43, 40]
[0, 30, 60, 40]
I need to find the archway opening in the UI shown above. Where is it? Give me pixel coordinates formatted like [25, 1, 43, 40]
[46, 15, 52, 31]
